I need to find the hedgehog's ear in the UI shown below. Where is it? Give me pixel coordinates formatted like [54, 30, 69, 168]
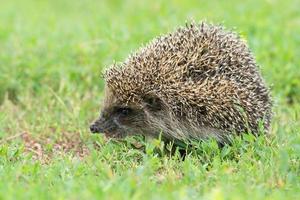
[142, 94, 162, 111]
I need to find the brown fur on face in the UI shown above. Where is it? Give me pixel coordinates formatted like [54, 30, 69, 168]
[90, 86, 166, 139]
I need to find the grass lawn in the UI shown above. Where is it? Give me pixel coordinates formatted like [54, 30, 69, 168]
[0, 0, 300, 199]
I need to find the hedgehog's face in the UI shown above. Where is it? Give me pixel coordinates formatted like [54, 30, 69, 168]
[90, 87, 163, 139]
[90, 104, 146, 138]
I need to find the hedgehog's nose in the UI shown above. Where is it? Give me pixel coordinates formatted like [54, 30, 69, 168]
[89, 124, 98, 133]
[90, 123, 104, 133]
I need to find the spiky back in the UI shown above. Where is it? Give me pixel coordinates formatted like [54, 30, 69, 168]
[104, 22, 272, 134]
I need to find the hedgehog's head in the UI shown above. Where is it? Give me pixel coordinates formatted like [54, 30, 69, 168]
[90, 84, 165, 139]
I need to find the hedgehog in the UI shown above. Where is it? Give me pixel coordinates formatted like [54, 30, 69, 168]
[90, 22, 272, 144]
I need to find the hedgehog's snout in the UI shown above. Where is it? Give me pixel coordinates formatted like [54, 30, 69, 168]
[90, 123, 103, 133]
[89, 121, 104, 133]
[90, 114, 108, 134]
[90, 110, 122, 136]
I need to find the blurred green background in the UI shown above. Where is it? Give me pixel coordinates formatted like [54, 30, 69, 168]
[0, 0, 299, 199]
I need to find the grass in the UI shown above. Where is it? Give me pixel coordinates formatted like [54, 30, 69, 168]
[0, 0, 300, 199]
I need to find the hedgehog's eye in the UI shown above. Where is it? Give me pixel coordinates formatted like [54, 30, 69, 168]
[116, 107, 132, 116]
